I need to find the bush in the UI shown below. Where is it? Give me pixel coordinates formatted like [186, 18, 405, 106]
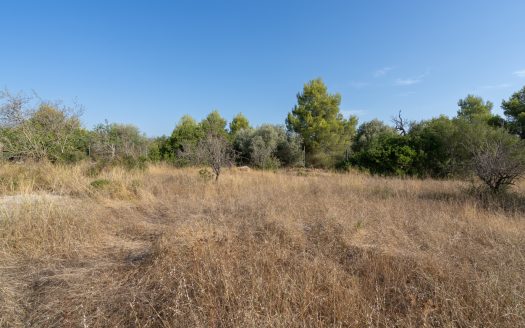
[118, 155, 148, 171]
[471, 129, 525, 192]
[90, 179, 111, 189]
[0, 91, 87, 163]
[232, 125, 303, 169]
[351, 131, 418, 176]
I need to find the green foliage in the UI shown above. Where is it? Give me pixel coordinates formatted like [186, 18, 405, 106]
[353, 119, 396, 152]
[90, 122, 148, 161]
[229, 113, 250, 136]
[275, 131, 303, 167]
[90, 179, 112, 189]
[286, 78, 357, 168]
[170, 115, 203, 155]
[0, 96, 87, 163]
[200, 110, 228, 137]
[232, 128, 254, 165]
[250, 125, 281, 169]
[232, 125, 303, 169]
[147, 136, 173, 162]
[501, 86, 525, 138]
[457, 95, 493, 122]
[29, 104, 87, 162]
[4, 84, 525, 182]
[351, 127, 418, 175]
[349, 116, 508, 178]
[118, 155, 148, 171]
[408, 116, 464, 177]
[487, 115, 506, 128]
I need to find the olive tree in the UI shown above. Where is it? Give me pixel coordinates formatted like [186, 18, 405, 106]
[194, 132, 233, 181]
[232, 125, 303, 169]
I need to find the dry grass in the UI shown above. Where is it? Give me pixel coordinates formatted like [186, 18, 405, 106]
[0, 163, 524, 327]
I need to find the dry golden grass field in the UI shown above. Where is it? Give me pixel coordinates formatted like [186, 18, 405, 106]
[0, 163, 524, 327]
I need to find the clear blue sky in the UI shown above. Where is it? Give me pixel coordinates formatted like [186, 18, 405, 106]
[2, 1, 525, 136]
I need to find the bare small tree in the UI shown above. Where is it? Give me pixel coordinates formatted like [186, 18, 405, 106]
[0, 89, 33, 126]
[392, 110, 408, 136]
[472, 136, 525, 193]
[194, 132, 233, 181]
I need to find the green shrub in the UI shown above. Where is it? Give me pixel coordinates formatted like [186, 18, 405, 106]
[90, 179, 111, 189]
[119, 155, 148, 171]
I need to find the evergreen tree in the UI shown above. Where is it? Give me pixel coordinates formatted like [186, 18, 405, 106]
[286, 79, 357, 167]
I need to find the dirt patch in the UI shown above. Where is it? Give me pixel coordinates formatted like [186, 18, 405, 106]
[0, 193, 68, 205]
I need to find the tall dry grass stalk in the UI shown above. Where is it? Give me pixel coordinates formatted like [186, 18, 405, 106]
[0, 163, 524, 327]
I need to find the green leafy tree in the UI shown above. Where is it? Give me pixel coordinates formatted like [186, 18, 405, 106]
[90, 122, 148, 161]
[352, 119, 396, 152]
[229, 113, 250, 136]
[275, 130, 303, 167]
[286, 79, 357, 167]
[28, 103, 86, 162]
[232, 125, 303, 168]
[501, 86, 525, 138]
[232, 128, 254, 165]
[457, 95, 493, 122]
[350, 120, 416, 175]
[0, 91, 86, 162]
[408, 116, 468, 177]
[408, 117, 505, 178]
[487, 115, 506, 128]
[170, 115, 203, 153]
[201, 110, 228, 137]
[351, 131, 417, 176]
[148, 136, 172, 162]
[249, 125, 284, 169]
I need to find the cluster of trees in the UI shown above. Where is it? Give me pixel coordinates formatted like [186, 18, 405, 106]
[1, 80, 525, 190]
[346, 92, 525, 181]
[283, 80, 524, 192]
[148, 112, 304, 177]
[0, 90, 149, 167]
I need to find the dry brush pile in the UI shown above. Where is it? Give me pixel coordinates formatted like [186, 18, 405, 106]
[0, 163, 524, 327]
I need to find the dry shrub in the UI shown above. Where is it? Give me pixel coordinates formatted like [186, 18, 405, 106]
[0, 162, 91, 196]
[0, 164, 524, 327]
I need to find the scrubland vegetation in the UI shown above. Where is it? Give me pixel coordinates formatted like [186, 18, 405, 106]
[1, 80, 525, 327]
[0, 163, 524, 327]
[2, 81, 525, 187]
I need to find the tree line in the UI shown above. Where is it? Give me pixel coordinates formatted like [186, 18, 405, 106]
[1, 80, 524, 190]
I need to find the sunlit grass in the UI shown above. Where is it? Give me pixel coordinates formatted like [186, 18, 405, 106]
[0, 163, 524, 327]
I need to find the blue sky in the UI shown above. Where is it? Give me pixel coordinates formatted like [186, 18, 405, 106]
[2, 0, 525, 136]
